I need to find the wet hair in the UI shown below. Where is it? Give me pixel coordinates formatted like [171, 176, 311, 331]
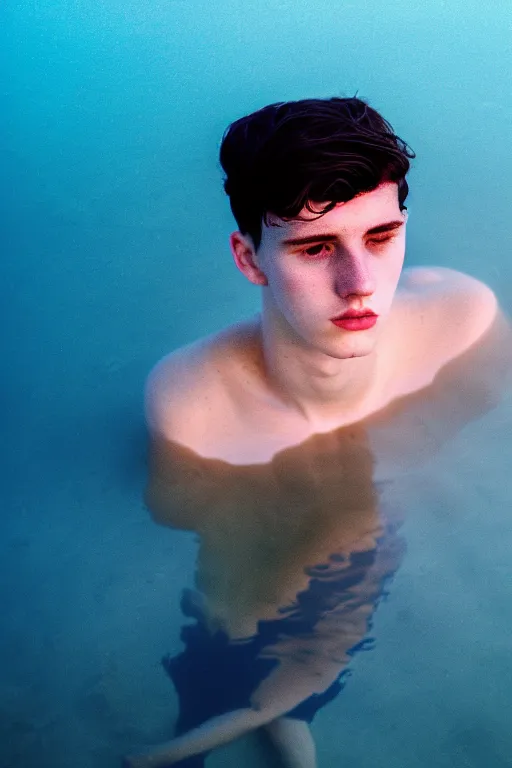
[219, 94, 416, 252]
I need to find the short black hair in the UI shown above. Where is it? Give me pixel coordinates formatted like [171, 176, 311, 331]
[219, 94, 415, 252]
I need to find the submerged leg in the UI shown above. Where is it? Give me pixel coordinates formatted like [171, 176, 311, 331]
[264, 717, 317, 768]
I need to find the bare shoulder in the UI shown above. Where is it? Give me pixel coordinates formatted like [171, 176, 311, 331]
[144, 319, 259, 444]
[400, 265, 496, 309]
[398, 265, 498, 354]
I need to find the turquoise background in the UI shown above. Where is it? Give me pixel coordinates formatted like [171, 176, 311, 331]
[3, 1, 512, 766]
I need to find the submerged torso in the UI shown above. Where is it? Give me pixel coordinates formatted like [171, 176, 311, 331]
[145, 267, 509, 641]
[164, 424, 389, 638]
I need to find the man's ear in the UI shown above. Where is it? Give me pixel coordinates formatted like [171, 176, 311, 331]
[229, 232, 268, 286]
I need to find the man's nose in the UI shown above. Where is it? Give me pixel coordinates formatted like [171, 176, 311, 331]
[333, 252, 376, 299]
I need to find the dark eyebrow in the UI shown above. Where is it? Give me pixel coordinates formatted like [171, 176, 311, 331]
[280, 220, 405, 247]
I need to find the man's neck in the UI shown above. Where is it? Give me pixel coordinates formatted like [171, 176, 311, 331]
[256, 307, 386, 429]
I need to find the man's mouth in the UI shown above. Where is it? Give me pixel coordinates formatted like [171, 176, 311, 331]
[331, 309, 378, 331]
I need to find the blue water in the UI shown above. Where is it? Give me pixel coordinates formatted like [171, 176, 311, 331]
[3, 1, 512, 766]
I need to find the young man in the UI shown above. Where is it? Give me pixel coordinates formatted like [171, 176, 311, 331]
[123, 97, 508, 767]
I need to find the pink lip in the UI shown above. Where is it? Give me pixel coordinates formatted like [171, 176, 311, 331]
[331, 311, 378, 331]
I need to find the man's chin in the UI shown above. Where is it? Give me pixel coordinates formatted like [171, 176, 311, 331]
[291, 321, 381, 359]
[330, 347, 375, 360]
[305, 338, 377, 360]
[316, 328, 379, 358]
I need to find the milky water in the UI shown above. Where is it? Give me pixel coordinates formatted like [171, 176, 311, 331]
[3, 1, 512, 766]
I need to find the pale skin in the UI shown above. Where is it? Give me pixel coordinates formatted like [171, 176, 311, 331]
[123, 182, 506, 767]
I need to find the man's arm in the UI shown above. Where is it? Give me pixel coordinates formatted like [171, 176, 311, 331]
[373, 272, 512, 483]
[143, 352, 211, 530]
[122, 705, 280, 767]
[121, 655, 344, 768]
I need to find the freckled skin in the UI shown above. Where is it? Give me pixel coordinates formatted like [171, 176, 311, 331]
[238, 183, 406, 369]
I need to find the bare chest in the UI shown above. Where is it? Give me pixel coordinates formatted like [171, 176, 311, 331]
[194, 364, 436, 466]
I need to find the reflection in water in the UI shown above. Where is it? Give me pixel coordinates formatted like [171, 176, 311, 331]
[125, 312, 512, 767]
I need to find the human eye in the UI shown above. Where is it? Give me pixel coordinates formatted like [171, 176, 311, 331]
[301, 242, 334, 259]
[368, 234, 397, 248]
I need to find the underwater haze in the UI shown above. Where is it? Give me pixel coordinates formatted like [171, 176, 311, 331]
[3, 1, 512, 766]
